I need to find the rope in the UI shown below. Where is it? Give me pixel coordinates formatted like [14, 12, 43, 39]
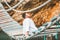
[1, 0, 24, 12]
[25, 15, 60, 39]
[5, 0, 51, 13]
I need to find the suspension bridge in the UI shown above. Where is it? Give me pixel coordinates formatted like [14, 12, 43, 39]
[0, 0, 60, 40]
